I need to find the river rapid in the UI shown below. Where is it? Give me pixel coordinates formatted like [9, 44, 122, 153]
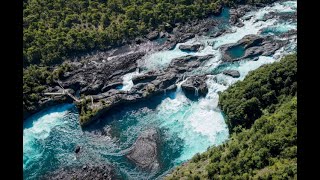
[23, 1, 296, 179]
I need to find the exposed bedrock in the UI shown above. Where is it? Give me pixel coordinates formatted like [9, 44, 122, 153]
[220, 34, 288, 62]
[126, 128, 161, 172]
[41, 164, 117, 180]
[75, 54, 214, 126]
[60, 52, 145, 95]
[229, 5, 253, 27]
[146, 31, 159, 41]
[179, 43, 203, 52]
[223, 70, 241, 78]
[181, 75, 208, 98]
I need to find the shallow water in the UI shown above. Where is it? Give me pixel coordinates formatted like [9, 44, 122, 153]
[23, 1, 296, 179]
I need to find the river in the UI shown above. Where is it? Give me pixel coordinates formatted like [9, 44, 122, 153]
[23, 1, 296, 179]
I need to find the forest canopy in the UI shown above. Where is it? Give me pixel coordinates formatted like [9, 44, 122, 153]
[23, 0, 276, 66]
[166, 54, 297, 179]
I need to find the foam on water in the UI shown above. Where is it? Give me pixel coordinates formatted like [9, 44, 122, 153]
[261, 22, 296, 35]
[254, 1, 296, 20]
[140, 1, 296, 74]
[120, 70, 140, 91]
[140, 49, 188, 71]
[23, 1, 296, 179]
[23, 104, 73, 171]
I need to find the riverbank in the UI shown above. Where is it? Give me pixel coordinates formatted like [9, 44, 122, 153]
[23, 1, 296, 179]
[23, 0, 297, 127]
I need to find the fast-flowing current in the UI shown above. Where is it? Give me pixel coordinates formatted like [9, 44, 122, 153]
[23, 1, 296, 179]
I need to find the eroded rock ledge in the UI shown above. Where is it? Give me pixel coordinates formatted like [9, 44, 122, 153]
[220, 34, 289, 62]
[41, 164, 117, 180]
[126, 128, 161, 172]
[181, 75, 208, 98]
[74, 54, 214, 126]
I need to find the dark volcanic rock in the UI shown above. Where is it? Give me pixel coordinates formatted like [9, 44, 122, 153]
[181, 76, 208, 97]
[42, 164, 116, 180]
[132, 73, 158, 84]
[159, 31, 166, 38]
[178, 33, 195, 43]
[164, 23, 173, 32]
[179, 44, 203, 52]
[126, 128, 160, 172]
[210, 29, 226, 38]
[238, 34, 264, 49]
[220, 34, 284, 62]
[146, 31, 159, 40]
[74, 145, 81, 154]
[223, 70, 240, 78]
[169, 54, 214, 73]
[76, 53, 215, 126]
[61, 52, 145, 95]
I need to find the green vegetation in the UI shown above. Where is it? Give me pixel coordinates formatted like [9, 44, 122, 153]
[23, 0, 224, 66]
[23, 63, 72, 113]
[23, 0, 276, 66]
[76, 97, 97, 125]
[220, 54, 297, 132]
[76, 97, 111, 126]
[166, 54, 297, 179]
[23, 0, 277, 118]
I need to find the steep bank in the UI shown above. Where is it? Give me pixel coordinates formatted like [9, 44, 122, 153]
[166, 54, 297, 179]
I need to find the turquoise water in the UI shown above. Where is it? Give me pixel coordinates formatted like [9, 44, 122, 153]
[226, 45, 245, 59]
[23, 91, 229, 179]
[23, 1, 297, 179]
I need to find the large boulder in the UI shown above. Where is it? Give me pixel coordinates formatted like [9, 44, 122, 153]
[126, 128, 160, 172]
[177, 33, 195, 43]
[179, 44, 203, 52]
[181, 75, 208, 97]
[238, 34, 264, 48]
[223, 70, 240, 78]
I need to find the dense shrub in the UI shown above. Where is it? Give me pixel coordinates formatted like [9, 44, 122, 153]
[166, 54, 297, 179]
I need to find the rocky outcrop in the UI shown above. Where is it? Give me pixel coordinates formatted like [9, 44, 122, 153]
[132, 72, 158, 84]
[74, 145, 81, 154]
[41, 164, 116, 180]
[179, 44, 203, 52]
[229, 5, 252, 27]
[126, 128, 160, 172]
[181, 76, 208, 97]
[220, 34, 287, 62]
[261, 11, 296, 22]
[223, 70, 240, 78]
[146, 31, 159, 40]
[160, 18, 218, 51]
[75, 54, 214, 126]
[60, 52, 145, 95]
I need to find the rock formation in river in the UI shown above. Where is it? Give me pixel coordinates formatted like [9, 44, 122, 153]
[126, 128, 160, 172]
[42, 164, 117, 180]
[220, 34, 288, 62]
[179, 44, 203, 52]
[181, 76, 208, 97]
[223, 70, 240, 78]
[72, 54, 214, 126]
